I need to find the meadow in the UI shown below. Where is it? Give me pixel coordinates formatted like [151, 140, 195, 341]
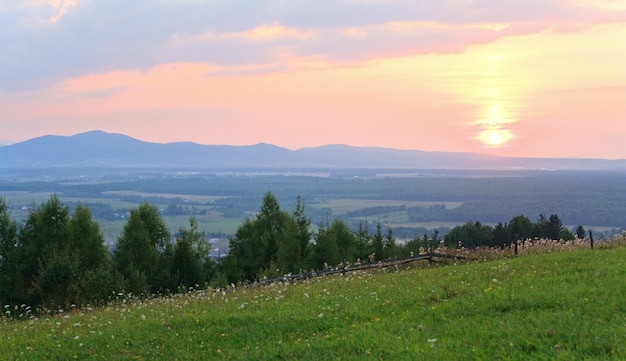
[2, 238, 625, 360]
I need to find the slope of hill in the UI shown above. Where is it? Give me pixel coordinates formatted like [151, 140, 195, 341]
[1, 245, 624, 359]
[0, 130, 624, 170]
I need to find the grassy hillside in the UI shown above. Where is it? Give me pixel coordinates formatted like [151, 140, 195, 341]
[2, 246, 625, 360]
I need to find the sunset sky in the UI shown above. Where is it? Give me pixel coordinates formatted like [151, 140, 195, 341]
[1, 0, 625, 159]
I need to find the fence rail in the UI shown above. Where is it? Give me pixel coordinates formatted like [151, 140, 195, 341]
[260, 252, 463, 285]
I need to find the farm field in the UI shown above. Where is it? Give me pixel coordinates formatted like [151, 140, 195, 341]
[2, 170, 625, 242]
[2, 245, 625, 360]
[310, 198, 463, 214]
[0, 190, 467, 242]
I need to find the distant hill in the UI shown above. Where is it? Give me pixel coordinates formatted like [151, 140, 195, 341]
[0, 130, 624, 170]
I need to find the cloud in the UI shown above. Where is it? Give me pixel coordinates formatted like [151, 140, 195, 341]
[0, 0, 624, 91]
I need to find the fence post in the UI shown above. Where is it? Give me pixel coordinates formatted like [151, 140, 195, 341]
[589, 230, 594, 249]
[514, 233, 519, 255]
[428, 245, 433, 266]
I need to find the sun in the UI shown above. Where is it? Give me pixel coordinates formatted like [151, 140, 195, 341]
[488, 131, 503, 145]
[478, 129, 512, 147]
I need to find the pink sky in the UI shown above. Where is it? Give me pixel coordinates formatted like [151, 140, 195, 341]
[1, 0, 625, 159]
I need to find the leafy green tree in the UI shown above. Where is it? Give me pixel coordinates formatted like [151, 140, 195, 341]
[331, 219, 357, 263]
[492, 222, 508, 248]
[32, 248, 80, 309]
[444, 220, 493, 249]
[220, 192, 300, 283]
[0, 198, 19, 305]
[113, 203, 170, 294]
[172, 217, 210, 289]
[69, 204, 108, 272]
[560, 227, 575, 241]
[507, 215, 535, 242]
[18, 195, 73, 307]
[403, 235, 425, 256]
[309, 221, 341, 269]
[221, 219, 257, 283]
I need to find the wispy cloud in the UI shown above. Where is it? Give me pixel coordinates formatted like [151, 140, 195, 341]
[1, 0, 624, 90]
[0, 0, 624, 158]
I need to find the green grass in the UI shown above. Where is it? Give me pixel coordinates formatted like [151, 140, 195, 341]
[2, 246, 625, 360]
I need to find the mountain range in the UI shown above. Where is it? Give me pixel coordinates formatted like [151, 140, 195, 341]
[0, 130, 624, 171]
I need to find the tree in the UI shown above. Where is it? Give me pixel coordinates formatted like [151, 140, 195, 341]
[69, 204, 108, 272]
[492, 222, 508, 248]
[0, 197, 19, 305]
[575, 225, 586, 239]
[113, 203, 170, 294]
[507, 215, 535, 242]
[546, 214, 564, 240]
[172, 217, 210, 289]
[383, 228, 397, 259]
[370, 222, 384, 261]
[355, 221, 370, 260]
[219, 192, 300, 283]
[331, 219, 357, 263]
[292, 196, 312, 269]
[18, 195, 73, 307]
[443, 220, 493, 249]
[309, 221, 340, 269]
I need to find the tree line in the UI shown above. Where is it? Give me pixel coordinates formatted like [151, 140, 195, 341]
[0, 193, 585, 311]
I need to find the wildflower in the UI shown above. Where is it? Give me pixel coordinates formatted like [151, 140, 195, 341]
[140, 314, 146, 321]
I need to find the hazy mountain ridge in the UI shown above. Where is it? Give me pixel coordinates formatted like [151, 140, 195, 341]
[0, 130, 624, 170]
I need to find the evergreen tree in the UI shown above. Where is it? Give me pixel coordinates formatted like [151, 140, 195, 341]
[309, 221, 341, 269]
[492, 222, 508, 248]
[383, 228, 397, 259]
[292, 196, 312, 269]
[547, 214, 564, 240]
[370, 222, 384, 261]
[575, 225, 586, 239]
[355, 221, 369, 261]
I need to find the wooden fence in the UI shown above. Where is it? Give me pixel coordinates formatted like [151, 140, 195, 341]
[259, 252, 463, 285]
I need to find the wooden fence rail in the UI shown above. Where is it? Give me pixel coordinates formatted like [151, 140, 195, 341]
[259, 252, 463, 285]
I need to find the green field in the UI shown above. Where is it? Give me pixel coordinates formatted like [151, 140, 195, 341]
[310, 198, 463, 214]
[0, 190, 469, 242]
[2, 244, 625, 360]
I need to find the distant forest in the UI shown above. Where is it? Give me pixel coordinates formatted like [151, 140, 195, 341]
[1, 169, 625, 232]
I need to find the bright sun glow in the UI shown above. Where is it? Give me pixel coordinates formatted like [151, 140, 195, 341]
[488, 131, 503, 145]
[478, 129, 512, 147]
